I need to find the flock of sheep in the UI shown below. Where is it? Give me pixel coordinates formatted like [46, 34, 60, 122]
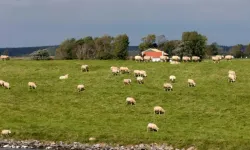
[1, 55, 237, 136]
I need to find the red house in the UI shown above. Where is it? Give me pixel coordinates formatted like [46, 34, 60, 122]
[141, 48, 168, 62]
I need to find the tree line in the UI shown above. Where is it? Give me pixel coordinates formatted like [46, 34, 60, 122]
[54, 31, 250, 60]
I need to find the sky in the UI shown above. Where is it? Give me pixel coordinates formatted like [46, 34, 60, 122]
[1, 0, 250, 47]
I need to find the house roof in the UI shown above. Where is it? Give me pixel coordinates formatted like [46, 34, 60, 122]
[141, 48, 168, 55]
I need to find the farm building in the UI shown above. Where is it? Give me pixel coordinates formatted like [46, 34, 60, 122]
[141, 48, 168, 62]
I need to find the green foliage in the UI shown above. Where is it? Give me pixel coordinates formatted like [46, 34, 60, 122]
[1, 60, 250, 150]
[158, 40, 181, 56]
[113, 34, 129, 60]
[244, 44, 250, 57]
[95, 35, 114, 60]
[139, 34, 157, 51]
[30, 49, 50, 60]
[229, 44, 244, 58]
[55, 38, 77, 60]
[75, 36, 95, 60]
[205, 42, 219, 57]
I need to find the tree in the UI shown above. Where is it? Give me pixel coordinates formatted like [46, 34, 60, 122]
[181, 31, 207, 58]
[113, 34, 129, 60]
[205, 42, 219, 57]
[158, 40, 181, 56]
[94, 35, 114, 59]
[244, 44, 250, 57]
[229, 44, 244, 58]
[139, 34, 157, 52]
[75, 36, 95, 60]
[55, 38, 77, 59]
[30, 49, 50, 60]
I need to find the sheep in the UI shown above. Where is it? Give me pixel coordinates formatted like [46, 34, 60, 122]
[154, 106, 165, 114]
[171, 56, 180, 61]
[1, 55, 10, 61]
[134, 70, 141, 77]
[3, 82, 10, 89]
[28, 82, 37, 89]
[139, 70, 147, 77]
[228, 74, 236, 83]
[110, 66, 118, 70]
[225, 55, 233, 61]
[126, 97, 136, 105]
[163, 83, 173, 91]
[188, 79, 196, 87]
[192, 56, 200, 62]
[143, 56, 152, 62]
[136, 76, 144, 84]
[89, 137, 96, 141]
[111, 68, 120, 75]
[170, 60, 180, 64]
[160, 56, 168, 62]
[77, 84, 85, 92]
[123, 79, 132, 85]
[81, 65, 89, 72]
[216, 55, 223, 60]
[147, 123, 159, 132]
[212, 56, 220, 63]
[120, 67, 130, 74]
[59, 74, 69, 80]
[1, 130, 11, 136]
[135, 56, 143, 62]
[169, 75, 176, 83]
[182, 56, 191, 62]
[0, 80, 4, 86]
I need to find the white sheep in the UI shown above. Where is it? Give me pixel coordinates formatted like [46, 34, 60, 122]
[28, 82, 37, 89]
[143, 56, 152, 62]
[134, 56, 143, 62]
[136, 76, 144, 84]
[89, 137, 96, 141]
[225, 55, 233, 61]
[3, 82, 10, 89]
[134, 70, 141, 77]
[163, 83, 173, 91]
[182, 56, 191, 62]
[139, 70, 147, 77]
[77, 84, 85, 92]
[147, 123, 159, 132]
[188, 79, 196, 87]
[212, 56, 220, 63]
[160, 56, 168, 62]
[81, 65, 89, 72]
[126, 97, 136, 105]
[123, 79, 132, 85]
[154, 106, 165, 114]
[59, 74, 69, 80]
[0, 80, 4, 86]
[228, 70, 236, 79]
[1, 129, 11, 136]
[192, 56, 200, 62]
[169, 75, 176, 83]
[120, 67, 130, 74]
[228, 74, 236, 83]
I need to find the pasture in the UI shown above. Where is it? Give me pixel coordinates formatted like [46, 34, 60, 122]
[1, 59, 250, 150]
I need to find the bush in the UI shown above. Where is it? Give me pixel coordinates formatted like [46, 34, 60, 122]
[30, 49, 50, 60]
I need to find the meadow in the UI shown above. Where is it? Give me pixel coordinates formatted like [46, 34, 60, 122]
[1, 59, 250, 150]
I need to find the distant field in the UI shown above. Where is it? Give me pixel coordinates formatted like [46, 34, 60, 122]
[1, 59, 250, 150]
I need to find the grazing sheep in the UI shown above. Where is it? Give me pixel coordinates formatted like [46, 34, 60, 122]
[81, 65, 89, 72]
[228, 74, 236, 83]
[1, 130, 11, 136]
[212, 56, 220, 63]
[110, 66, 118, 70]
[143, 56, 152, 62]
[120, 67, 130, 74]
[182, 56, 191, 62]
[136, 76, 144, 84]
[3, 82, 10, 89]
[123, 79, 132, 85]
[139, 70, 147, 77]
[77, 84, 85, 92]
[134, 70, 141, 77]
[228, 70, 236, 78]
[216, 55, 223, 60]
[0, 80, 4, 86]
[154, 106, 165, 114]
[112, 68, 120, 75]
[170, 60, 180, 64]
[188, 79, 196, 87]
[28, 82, 37, 89]
[169, 75, 176, 83]
[1, 55, 10, 61]
[225, 55, 233, 61]
[147, 123, 159, 132]
[135, 56, 143, 62]
[160, 56, 168, 62]
[163, 83, 173, 91]
[59, 74, 69, 80]
[171, 56, 180, 61]
[192, 56, 200, 62]
[126, 97, 136, 105]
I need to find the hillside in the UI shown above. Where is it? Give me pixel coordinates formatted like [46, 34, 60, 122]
[1, 60, 250, 149]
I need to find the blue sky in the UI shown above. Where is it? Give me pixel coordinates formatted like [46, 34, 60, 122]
[1, 0, 250, 47]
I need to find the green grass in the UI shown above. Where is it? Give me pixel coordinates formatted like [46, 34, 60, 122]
[1, 59, 250, 149]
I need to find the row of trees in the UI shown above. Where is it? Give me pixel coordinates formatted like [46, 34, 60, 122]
[54, 32, 250, 60]
[55, 34, 129, 60]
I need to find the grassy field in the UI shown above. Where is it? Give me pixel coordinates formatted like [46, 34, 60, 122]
[1, 59, 250, 149]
